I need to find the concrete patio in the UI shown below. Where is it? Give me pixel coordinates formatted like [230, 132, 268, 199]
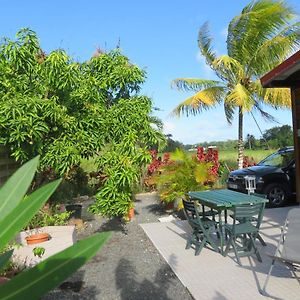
[141, 206, 300, 300]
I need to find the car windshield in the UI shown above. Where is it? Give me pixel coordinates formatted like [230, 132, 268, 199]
[258, 150, 294, 168]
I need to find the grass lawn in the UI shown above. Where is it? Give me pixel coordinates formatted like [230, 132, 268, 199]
[219, 149, 275, 169]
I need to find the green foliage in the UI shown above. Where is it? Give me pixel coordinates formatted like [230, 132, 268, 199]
[164, 134, 185, 152]
[155, 149, 213, 203]
[50, 166, 92, 204]
[90, 137, 152, 217]
[0, 29, 162, 174]
[244, 134, 257, 149]
[0, 157, 110, 299]
[25, 205, 71, 230]
[32, 247, 45, 258]
[89, 95, 165, 217]
[262, 125, 293, 148]
[0, 29, 101, 173]
[0, 28, 165, 217]
[88, 49, 146, 105]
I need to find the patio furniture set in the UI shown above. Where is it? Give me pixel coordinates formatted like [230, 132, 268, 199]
[184, 189, 267, 263]
[183, 188, 300, 294]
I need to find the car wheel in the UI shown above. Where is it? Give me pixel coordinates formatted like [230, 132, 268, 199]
[263, 183, 288, 208]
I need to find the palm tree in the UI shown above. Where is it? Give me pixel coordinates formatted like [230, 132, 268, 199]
[172, 0, 300, 169]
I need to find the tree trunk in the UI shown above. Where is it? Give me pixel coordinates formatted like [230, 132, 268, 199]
[237, 107, 244, 169]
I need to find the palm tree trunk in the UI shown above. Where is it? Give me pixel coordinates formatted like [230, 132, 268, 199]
[238, 107, 244, 169]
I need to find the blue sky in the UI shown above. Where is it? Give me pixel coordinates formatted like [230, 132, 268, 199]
[1, 0, 300, 144]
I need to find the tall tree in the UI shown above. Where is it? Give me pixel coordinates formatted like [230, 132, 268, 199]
[0, 28, 165, 216]
[263, 124, 293, 147]
[172, 0, 300, 168]
[245, 134, 256, 149]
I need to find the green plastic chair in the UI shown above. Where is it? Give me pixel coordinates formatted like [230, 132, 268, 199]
[230, 193, 267, 247]
[182, 199, 218, 255]
[224, 202, 265, 264]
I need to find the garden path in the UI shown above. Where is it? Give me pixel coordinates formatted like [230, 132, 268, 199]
[43, 192, 193, 300]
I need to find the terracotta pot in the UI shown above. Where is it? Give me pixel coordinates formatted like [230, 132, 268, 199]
[25, 233, 50, 245]
[128, 208, 135, 220]
[165, 202, 174, 210]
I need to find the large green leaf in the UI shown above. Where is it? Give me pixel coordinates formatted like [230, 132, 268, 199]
[0, 156, 39, 220]
[0, 250, 14, 271]
[0, 232, 110, 300]
[0, 179, 61, 252]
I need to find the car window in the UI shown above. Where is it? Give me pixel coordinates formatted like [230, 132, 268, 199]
[258, 150, 294, 168]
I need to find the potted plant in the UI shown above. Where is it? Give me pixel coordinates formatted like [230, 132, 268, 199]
[127, 203, 135, 220]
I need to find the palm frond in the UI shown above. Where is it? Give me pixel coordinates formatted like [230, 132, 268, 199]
[252, 102, 279, 123]
[263, 88, 291, 108]
[198, 22, 217, 67]
[172, 86, 226, 117]
[248, 22, 300, 76]
[224, 102, 236, 124]
[226, 83, 254, 112]
[227, 0, 296, 65]
[171, 78, 222, 92]
[251, 79, 291, 109]
[212, 55, 245, 82]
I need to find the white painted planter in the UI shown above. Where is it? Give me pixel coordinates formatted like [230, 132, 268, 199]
[13, 226, 76, 268]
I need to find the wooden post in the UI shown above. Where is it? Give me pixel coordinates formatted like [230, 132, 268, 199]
[291, 87, 300, 203]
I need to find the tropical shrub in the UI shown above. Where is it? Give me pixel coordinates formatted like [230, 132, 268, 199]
[88, 95, 165, 217]
[154, 149, 216, 204]
[0, 157, 110, 299]
[90, 135, 153, 217]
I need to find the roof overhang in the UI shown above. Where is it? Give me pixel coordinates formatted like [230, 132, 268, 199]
[260, 50, 300, 88]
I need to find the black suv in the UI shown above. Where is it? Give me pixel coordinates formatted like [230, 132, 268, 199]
[227, 147, 295, 207]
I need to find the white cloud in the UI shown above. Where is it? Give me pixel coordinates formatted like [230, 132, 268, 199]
[162, 111, 238, 144]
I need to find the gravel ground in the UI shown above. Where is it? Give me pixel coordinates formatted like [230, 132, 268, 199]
[43, 192, 193, 300]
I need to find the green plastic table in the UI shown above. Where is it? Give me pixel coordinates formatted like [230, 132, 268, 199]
[188, 189, 268, 255]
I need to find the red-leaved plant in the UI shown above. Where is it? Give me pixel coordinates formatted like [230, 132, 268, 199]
[147, 150, 170, 175]
[196, 147, 219, 176]
[243, 156, 256, 168]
